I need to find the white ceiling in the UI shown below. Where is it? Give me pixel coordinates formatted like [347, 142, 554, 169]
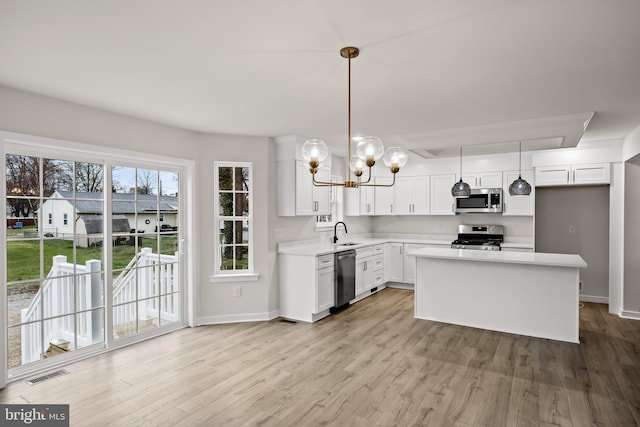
[1, 0, 639, 157]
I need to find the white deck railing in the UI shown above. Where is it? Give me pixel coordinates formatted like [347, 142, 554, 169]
[20, 248, 178, 365]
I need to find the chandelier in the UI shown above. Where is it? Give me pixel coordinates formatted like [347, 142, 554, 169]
[301, 47, 408, 188]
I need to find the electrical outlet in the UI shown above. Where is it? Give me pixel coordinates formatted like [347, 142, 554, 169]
[569, 225, 576, 233]
[233, 286, 242, 297]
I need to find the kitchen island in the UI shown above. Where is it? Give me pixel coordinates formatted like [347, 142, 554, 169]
[409, 247, 587, 343]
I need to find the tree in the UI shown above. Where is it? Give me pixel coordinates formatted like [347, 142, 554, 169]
[75, 162, 103, 192]
[134, 170, 157, 195]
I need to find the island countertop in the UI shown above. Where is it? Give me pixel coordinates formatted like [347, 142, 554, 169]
[408, 247, 587, 268]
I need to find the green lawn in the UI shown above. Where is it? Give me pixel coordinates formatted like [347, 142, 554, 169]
[6, 229, 178, 291]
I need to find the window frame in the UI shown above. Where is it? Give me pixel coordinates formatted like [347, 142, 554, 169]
[211, 161, 256, 281]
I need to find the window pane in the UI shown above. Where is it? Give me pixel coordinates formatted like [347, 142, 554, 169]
[113, 302, 137, 339]
[7, 281, 41, 325]
[219, 192, 233, 216]
[137, 169, 158, 196]
[219, 220, 234, 244]
[235, 193, 249, 216]
[220, 246, 234, 270]
[75, 161, 104, 193]
[234, 167, 248, 191]
[236, 246, 249, 270]
[43, 158, 73, 195]
[8, 323, 41, 368]
[234, 220, 245, 244]
[112, 166, 136, 194]
[218, 167, 232, 190]
[6, 154, 40, 197]
[76, 309, 105, 348]
[159, 171, 179, 196]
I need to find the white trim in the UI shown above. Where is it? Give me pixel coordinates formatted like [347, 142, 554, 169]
[209, 273, 260, 283]
[198, 310, 279, 325]
[579, 294, 609, 304]
[620, 310, 640, 320]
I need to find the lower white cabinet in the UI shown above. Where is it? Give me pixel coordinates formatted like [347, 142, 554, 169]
[316, 265, 335, 313]
[355, 246, 374, 295]
[384, 243, 404, 282]
[403, 244, 428, 285]
[279, 253, 335, 322]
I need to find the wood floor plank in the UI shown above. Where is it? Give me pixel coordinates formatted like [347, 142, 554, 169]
[1, 289, 639, 426]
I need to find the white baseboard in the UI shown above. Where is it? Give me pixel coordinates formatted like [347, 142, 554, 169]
[620, 310, 640, 320]
[198, 309, 279, 325]
[386, 282, 414, 290]
[579, 294, 609, 304]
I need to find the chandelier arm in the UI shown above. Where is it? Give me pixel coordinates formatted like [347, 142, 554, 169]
[359, 173, 397, 187]
[311, 173, 344, 187]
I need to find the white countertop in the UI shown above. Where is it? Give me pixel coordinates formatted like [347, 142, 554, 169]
[277, 235, 535, 256]
[408, 247, 587, 268]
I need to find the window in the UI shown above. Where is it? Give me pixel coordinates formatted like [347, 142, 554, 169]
[316, 176, 342, 229]
[63, 212, 68, 225]
[48, 213, 52, 225]
[213, 162, 254, 277]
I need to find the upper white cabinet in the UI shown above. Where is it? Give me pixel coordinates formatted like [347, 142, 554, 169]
[395, 176, 429, 215]
[358, 185, 375, 216]
[502, 169, 535, 216]
[462, 171, 503, 189]
[429, 174, 456, 215]
[277, 159, 331, 216]
[535, 163, 610, 187]
[374, 177, 394, 215]
[295, 161, 331, 215]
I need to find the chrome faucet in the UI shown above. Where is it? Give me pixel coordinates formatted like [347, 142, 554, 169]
[333, 221, 347, 244]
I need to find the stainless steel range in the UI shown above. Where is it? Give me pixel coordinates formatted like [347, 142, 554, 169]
[451, 224, 504, 251]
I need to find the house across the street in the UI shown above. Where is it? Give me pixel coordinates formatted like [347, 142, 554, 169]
[38, 190, 178, 246]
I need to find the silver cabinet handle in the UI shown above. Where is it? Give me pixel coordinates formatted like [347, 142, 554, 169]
[390, 204, 393, 213]
[451, 203, 455, 213]
[567, 170, 570, 183]
[503, 202, 507, 213]
[573, 170, 576, 183]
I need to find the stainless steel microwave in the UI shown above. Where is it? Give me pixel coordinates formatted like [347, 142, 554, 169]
[455, 188, 503, 214]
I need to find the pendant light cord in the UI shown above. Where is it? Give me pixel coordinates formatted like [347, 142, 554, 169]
[347, 54, 352, 173]
[518, 141, 522, 177]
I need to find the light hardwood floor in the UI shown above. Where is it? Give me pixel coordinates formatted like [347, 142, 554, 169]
[2, 288, 639, 426]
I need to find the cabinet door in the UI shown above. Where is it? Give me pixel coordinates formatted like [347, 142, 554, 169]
[534, 165, 571, 186]
[355, 258, 366, 295]
[374, 177, 394, 215]
[360, 185, 375, 215]
[502, 169, 534, 216]
[313, 166, 332, 215]
[394, 177, 413, 215]
[572, 163, 610, 185]
[344, 187, 360, 216]
[477, 171, 503, 188]
[403, 244, 427, 285]
[429, 174, 456, 215]
[295, 161, 315, 215]
[413, 176, 430, 214]
[384, 243, 403, 282]
[315, 266, 335, 313]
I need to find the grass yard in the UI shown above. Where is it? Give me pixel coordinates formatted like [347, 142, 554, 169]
[6, 227, 178, 291]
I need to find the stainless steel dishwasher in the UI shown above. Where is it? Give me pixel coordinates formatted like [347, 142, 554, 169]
[333, 249, 356, 311]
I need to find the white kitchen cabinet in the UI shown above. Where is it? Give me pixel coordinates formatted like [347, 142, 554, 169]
[279, 253, 335, 322]
[359, 185, 375, 216]
[403, 244, 429, 285]
[429, 174, 456, 215]
[295, 160, 331, 215]
[535, 163, 610, 187]
[462, 171, 503, 189]
[316, 265, 335, 313]
[501, 247, 534, 253]
[395, 176, 429, 215]
[502, 169, 535, 216]
[384, 243, 404, 283]
[355, 246, 374, 295]
[374, 177, 394, 215]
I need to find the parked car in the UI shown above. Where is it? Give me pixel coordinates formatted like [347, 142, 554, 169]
[155, 224, 178, 232]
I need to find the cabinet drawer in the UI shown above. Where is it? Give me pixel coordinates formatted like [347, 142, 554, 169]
[356, 246, 374, 259]
[374, 244, 384, 254]
[374, 271, 384, 286]
[316, 254, 334, 269]
[373, 254, 384, 271]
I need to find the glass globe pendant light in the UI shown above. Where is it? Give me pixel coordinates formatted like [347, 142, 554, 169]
[300, 46, 407, 188]
[451, 146, 471, 198]
[509, 141, 532, 196]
